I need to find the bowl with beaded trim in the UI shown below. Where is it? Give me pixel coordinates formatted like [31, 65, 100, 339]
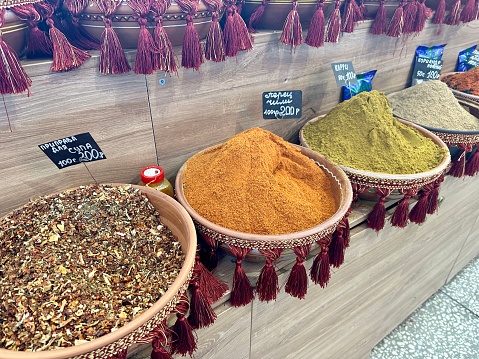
[0, 184, 196, 358]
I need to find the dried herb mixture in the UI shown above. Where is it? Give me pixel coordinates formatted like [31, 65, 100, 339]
[0, 184, 185, 351]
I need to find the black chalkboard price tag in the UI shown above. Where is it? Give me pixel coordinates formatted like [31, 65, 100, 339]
[466, 50, 479, 68]
[262, 90, 302, 119]
[331, 62, 358, 87]
[39, 132, 106, 169]
[412, 57, 444, 80]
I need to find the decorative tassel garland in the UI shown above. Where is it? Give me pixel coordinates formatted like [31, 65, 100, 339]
[402, 0, 418, 35]
[223, 0, 253, 57]
[390, 188, 418, 228]
[465, 144, 479, 176]
[432, 0, 446, 25]
[96, 0, 131, 74]
[0, 9, 32, 95]
[248, 0, 268, 32]
[151, 341, 172, 359]
[310, 243, 331, 287]
[171, 295, 197, 356]
[151, 0, 178, 74]
[427, 173, 444, 215]
[409, 182, 434, 224]
[460, 0, 476, 22]
[256, 248, 284, 302]
[342, 0, 361, 33]
[285, 244, 311, 299]
[143, 322, 172, 359]
[386, 0, 405, 37]
[195, 255, 228, 304]
[176, 0, 203, 70]
[448, 144, 470, 177]
[280, 1, 303, 50]
[326, 0, 341, 42]
[414, 0, 427, 33]
[305, 0, 326, 47]
[63, 0, 101, 50]
[200, 232, 219, 271]
[444, 0, 462, 25]
[203, 0, 225, 62]
[229, 245, 254, 307]
[188, 281, 217, 329]
[359, 0, 369, 19]
[329, 221, 345, 267]
[370, 0, 387, 35]
[367, 188, 392, 232]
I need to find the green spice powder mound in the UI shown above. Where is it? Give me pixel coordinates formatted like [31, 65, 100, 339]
[302, 91, 447, 174]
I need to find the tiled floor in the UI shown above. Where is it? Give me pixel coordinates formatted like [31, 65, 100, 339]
[370, 255, 479, 359]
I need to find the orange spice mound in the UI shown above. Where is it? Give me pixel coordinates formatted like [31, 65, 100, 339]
[442, 67, 479, 96]
[182, 128, 338, 235]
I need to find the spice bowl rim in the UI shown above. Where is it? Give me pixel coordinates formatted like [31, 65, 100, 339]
[299, 115, 451, 181]
[0, 183, 197, 359]
[174, 143, 353, 245]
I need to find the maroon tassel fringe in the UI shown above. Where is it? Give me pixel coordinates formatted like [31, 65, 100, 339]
[305, 0, 326, 47]
[280, 1, 303, 49]
[285, 244, 311, 299]
[171, 295, 197, 356]
[176, 0, 203, 71]
[432, 0, 446, 24]
[386, 0, 405, 37]
[229, 245, 254, 306]
[342, 0, 361, 33]
[310, 244, 331, 287]
[152, 0, 178, 74]
[326, 0, 341, 42]
[63, 0, 101, 50]
[370, 0, 387, 35]
[448, 145, 469, 177]
[99, 18, 131, 74]
[460, 0, 476, 22]
[465, 144, 479, 176]
[204, 0, 225, 62]
[151, 341, 172, 359]
[256, 248, 284, 302]
[329, 222, 345, 267]
[223, 0, 253, 56]
[200, 233, 219, 271]
[110, 349, 128, 359]
[402, 0, 418, 34]
[0, 9, 32, 95]
[427, 173, 444, 215]
[248, 0, 268, 32]
[195, 257, 228, 304]
[444, 0, 461, 25]
[188, 281, 217, 329]
[414, 0, 427, 33]
[409, 182, 434, 224]
[390, 188, 417, 228]
[367, 188, 392, 232]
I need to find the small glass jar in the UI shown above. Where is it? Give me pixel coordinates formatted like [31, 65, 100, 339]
[138, 165, 174, 197]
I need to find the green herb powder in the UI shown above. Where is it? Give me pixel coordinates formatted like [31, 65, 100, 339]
[302, 91, 447, 174]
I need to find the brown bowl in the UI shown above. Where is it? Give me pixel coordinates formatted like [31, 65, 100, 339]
[0, 184, 196, 359]
[300, 115, 451, 201]
[175, 144, 353, 253]
[78, 0, 213, 48]
[2, 9, 28, 57]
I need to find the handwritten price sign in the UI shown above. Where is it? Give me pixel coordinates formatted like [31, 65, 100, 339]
[413, 57, 443, 81]
[331, 62, 358, 87]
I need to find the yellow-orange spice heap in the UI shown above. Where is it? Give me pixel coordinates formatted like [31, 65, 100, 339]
[182, 128, 337, 235]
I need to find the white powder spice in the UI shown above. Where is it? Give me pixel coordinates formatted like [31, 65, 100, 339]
[388, 80, 479, 131]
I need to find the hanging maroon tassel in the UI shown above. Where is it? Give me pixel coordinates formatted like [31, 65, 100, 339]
[305, 0, 325, 47]
[280, 1, 303, 49]
[402, 0, 418, 34]
[285, 244, 311, 299]
[390, 188, 417, 228]
[370, 0, 387, 34]
[448, 145, 469, 177]
[151, 340, 172, 359]
[188, 281, 217, 329]
[229, 245, 254, 307]
[200, 232, 219, 271]
[444, 0, 461, 25]
[171, 295, 197, 356]
[386, 0, 405, 37]
[409, 182, 434, 224]
[432, 0, 446, 25]
[414, 0, 427, 33]
[176, 0, 203, 70]
[248, 0, 268, 32]
[427, 173, 444, 215]
[359, 0, 369, 19]
[109, 349, 128, 359]
[342, 0, 361, 33]
[204, 0, 225, 62]
[256, 248, 284, 302]
[310, 243, 331, 287]
[367, 188, 392, 232]
[144, 322, 172, 359]
[223, 0, 253, 56]
[326, 0, 341, 42]
[460, 0, 476, 22]
[329, 221, 345, 267]
[465, 144, 479, 176]
[0, 9, 32, 95]
[97, 0, 131, 74]
[195, 254, 228, 304]
[474, 0, 479, 20]
[63, 0, 101, 50]
[151, 0, 178, 74]
[11, 5, 53, 58]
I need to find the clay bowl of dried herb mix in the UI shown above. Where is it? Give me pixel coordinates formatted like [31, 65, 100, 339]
[175, 128, 353, 304]
[0, 184, 196, 358]
[300, 91, 450, 231]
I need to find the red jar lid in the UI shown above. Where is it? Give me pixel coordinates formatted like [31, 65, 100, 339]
[140, 165, 165, 184]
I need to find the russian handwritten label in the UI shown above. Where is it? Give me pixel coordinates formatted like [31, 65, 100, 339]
[412, 57, 444, 80]
[331, 62, 358, 87]
[262, 90, 302, 119]
[39, 132, 106, 169]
